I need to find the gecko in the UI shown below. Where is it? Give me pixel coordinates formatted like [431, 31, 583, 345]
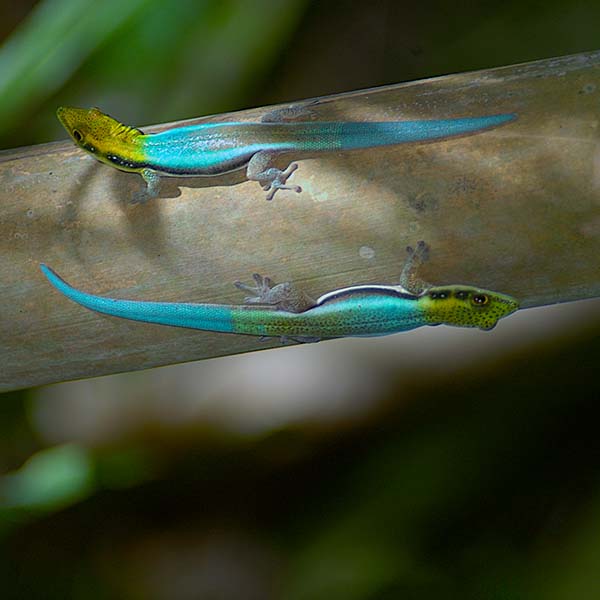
[40, 242, 519, 341]
[57, 106, 516, 202]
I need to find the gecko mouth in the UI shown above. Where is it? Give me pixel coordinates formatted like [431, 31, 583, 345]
[56, 106, 73, 129]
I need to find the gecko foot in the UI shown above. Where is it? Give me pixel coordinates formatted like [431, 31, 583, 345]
[234, 273, 316, 313]
[399, 240, 431, 295]
[284, 335, 321, 344]
[261, 99, 320, 123]
[263, 163, 302, 201]
[134, 169, 161, 203]
[406, 240, 430, 265]
[247, 151, 302, 201]
[234, 273, 277, 304]
[130, 190, 150, 205]
[257, 335, 321, 344]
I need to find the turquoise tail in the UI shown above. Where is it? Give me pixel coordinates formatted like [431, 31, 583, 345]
[40, 265, 236, 333]
[336, 113, 516, 150]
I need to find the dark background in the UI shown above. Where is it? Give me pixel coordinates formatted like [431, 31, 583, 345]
[1, 1, 600, 598]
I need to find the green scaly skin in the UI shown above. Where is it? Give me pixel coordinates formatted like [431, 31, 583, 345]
[40, 242, 519, 341]
[56, 106, 516, 202]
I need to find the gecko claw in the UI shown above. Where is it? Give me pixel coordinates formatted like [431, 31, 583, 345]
[400, 240, 432, 295]
[234, 273, 278, 304]
[405, 240, 429, 262]
[263, 163, 301, 201]
[257, 335, 319, 344]
[130, 191, 149, 205]
[234, 273, 316, 312]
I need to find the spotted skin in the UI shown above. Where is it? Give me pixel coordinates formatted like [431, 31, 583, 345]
[417, 286, 518, 331]
[40, 263, 519, 341]
[57, 106, 516, 201]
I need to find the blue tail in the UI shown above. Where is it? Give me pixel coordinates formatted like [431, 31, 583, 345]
[40, 265, 236, 332]
[336, 113, 516, 150]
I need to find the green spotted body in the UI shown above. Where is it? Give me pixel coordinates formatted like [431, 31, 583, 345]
[56, 106, 516, 200]
[40, 267, 519, 340]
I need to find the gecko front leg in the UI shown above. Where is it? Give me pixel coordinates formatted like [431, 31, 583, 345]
[234, 273, 316, 313]
[131, 169, 162, 204]
[253, 101, 317, 200]
[234, 274, 320, 343]
[246, 152, 302, 201]
[399, 240, 432, 295]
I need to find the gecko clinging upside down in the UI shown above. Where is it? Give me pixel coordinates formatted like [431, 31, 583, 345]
[57, 106, 516, 202]
[40, 242, 519, 342]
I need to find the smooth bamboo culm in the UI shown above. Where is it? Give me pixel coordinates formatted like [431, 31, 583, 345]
[1, 51, 599, 391]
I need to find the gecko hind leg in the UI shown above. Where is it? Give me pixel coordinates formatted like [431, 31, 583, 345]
[260, 99, 320, 123]
[256, 334, 321, 344]
[234, 273, 316, 313]
[246, 152, 302, 201]
[399, 240, 432, 295]
[280, 335, 321, 344]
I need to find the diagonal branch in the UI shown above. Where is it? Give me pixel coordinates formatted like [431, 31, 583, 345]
[1, 51, 599, 391]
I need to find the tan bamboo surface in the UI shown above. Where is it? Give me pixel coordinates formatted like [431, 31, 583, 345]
[1, 51, 599, 391]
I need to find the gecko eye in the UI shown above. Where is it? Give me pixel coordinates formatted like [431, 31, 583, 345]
[72, 130, 83, 142]
[472, 294, 489, 306]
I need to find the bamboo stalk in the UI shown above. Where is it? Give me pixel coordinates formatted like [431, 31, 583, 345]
[1, 51, 599, 391]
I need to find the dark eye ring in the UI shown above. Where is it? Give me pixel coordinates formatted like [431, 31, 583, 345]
[72, 130, 83, 142]
[472, 294, 489, 306]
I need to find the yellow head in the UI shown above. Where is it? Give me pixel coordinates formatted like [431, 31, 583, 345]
[418, 285, 519, 330]
[56, 106, 144, 172]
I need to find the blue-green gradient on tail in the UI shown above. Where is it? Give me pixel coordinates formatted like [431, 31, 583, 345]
[40, 265, 238, 333]
[141, 114, 517, 173]
[56, 106, 516, 201]
[39, 266, 425, 337]
[40, 265, 519, 339]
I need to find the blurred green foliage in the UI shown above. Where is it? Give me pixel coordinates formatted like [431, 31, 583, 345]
[0, 321, 598, 599]
[1, 0, 600, 598]
[1, 444, 92, 509]
[0, 0, 308, 147]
